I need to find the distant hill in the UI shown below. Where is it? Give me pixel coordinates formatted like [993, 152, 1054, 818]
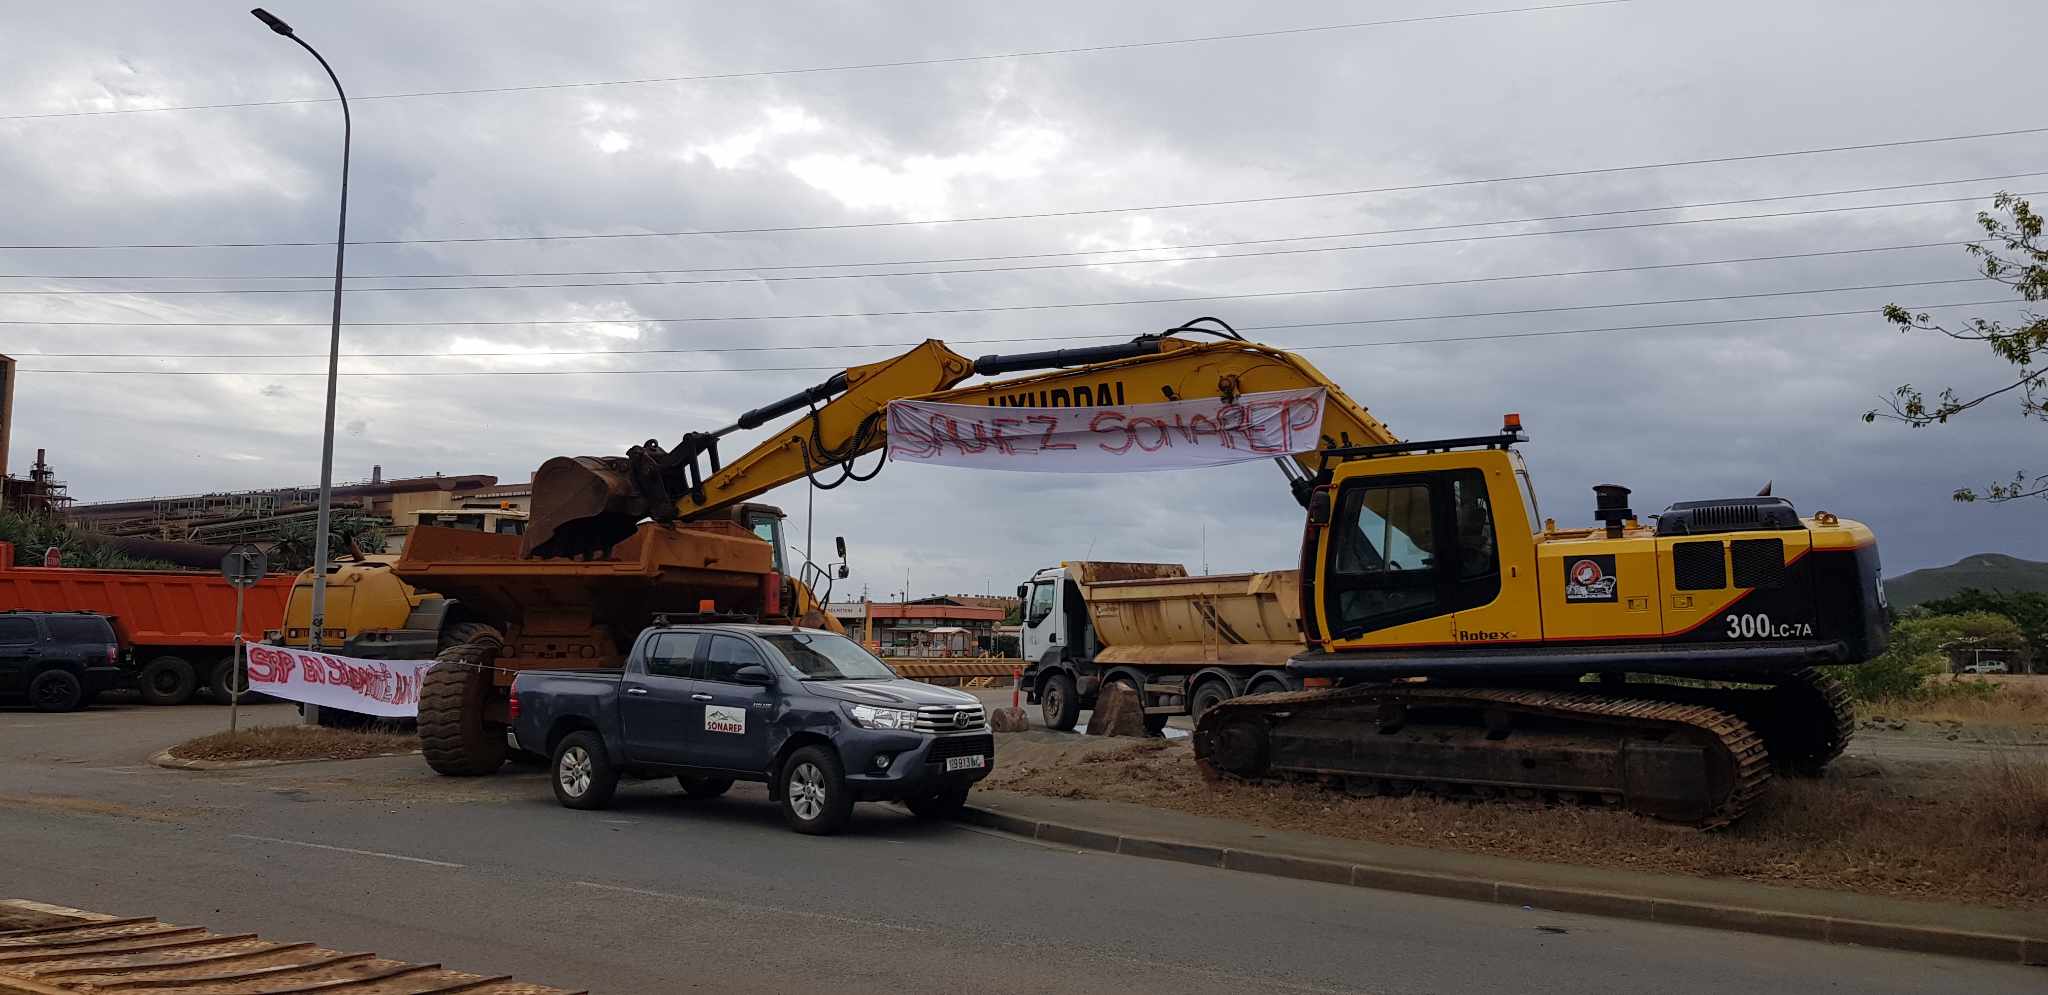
[1885, 553, 2048, 607]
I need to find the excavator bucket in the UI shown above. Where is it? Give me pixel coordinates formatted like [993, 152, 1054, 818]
[523, 455, 656, 560]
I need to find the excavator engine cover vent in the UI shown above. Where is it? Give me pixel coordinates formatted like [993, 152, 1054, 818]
[1730, 538, 1787, 589]
[1654, 496, 1800, 536]
[1671, 541, 1727, 591]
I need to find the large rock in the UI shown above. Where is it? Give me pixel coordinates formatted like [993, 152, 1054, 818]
[1085, 681, 1151, 737]
[990, 707, 1030, 732]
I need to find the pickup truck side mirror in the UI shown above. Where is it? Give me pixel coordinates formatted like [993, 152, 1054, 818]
[733, 664, 775, 686]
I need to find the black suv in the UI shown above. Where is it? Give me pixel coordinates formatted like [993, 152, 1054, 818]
[0, 611, 124, 712]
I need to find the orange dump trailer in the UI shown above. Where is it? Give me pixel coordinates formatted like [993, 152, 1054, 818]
[0, 542, 290, 705]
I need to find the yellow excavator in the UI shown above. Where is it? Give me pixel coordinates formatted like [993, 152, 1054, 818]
[339, 317, 1880, 826]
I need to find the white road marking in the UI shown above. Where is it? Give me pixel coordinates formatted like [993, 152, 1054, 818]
[574, 880, 924, 933]
[229, 833, 464, 868]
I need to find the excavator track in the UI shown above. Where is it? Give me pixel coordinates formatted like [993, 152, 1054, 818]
[1194, 684, 1773, 829]
[1606, 668, 1855, 776]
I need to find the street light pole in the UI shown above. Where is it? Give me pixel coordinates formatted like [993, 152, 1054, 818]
[252, 9, 348, 722]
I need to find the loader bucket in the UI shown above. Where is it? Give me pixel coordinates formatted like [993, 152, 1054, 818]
[523, 455, 654, 560]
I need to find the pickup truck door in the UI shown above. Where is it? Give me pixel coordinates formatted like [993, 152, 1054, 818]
[619, 631, 700, 765]
[683, 634, 777, 772]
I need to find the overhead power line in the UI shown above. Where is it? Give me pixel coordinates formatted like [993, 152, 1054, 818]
[0, 3, 1627, 122]
[0, 242, 1971, 313]
[6, 124, 2046, 251]
[3, 183, 2034, 286]
[11, 295, 2014, 361]
[11, 299, 2006, 377]
[8, 171, 2039, 284]
[0, 276, 1986, 331]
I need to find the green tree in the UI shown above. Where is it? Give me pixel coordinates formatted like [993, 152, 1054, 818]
[1833, 610, 2025, 700]
[1868, 193, 2047, 502]
[268, 512, 389, 571]
[1918, 587, 2048, 669]
[0, 510, 174, 570]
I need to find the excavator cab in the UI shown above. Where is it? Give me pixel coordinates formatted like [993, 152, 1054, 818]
[1301, 420, 1543, 653]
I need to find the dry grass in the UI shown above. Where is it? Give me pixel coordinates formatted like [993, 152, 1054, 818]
[1867, 675, 2048, 725]
[168, 725, 419, 763]
[986, 739, 2048, 910]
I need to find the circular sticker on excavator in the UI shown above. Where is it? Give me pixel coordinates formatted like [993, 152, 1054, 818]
[1565, 555, 1619, 603]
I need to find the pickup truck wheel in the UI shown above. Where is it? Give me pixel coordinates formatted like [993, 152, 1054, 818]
[677, 775, 734, 799]
[29, 669, 85, 713]
[419, 625, 510, 776]
[205, 657, 241, 706]
[137, 655, 197, 706]
[781, 745, 853, 835]
[902, 785, 971, 820]
[551, 731, 618, 809]
[1040, 672, 1080, 731]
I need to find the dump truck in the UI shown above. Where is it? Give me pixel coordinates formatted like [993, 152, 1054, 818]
[1018, 562, 1305, 733]
[0, 542, 291, 704]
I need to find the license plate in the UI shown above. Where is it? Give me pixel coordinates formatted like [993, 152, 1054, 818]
[944, 754, 986, 772]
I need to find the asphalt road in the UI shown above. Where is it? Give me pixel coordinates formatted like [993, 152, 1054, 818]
[0, 702, 2040, 994]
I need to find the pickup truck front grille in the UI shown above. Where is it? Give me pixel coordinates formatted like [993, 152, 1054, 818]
[914, 704, 986, 733]
[928, 734, 993, 762]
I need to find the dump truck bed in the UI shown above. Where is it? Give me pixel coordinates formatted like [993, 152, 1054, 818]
[391, 522, 778, 670]
[0, 544, 289, 653]
[1065, 560, 1302, 667]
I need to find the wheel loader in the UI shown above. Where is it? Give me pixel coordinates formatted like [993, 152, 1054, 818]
[358, 318, 1882, 826]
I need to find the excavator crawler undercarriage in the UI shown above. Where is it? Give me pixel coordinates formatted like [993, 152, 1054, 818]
[1191, 671, 1854, 828]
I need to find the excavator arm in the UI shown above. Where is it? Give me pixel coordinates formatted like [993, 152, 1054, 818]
[524, 322, 1398, 559]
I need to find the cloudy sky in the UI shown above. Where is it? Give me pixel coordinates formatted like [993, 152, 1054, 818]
[2, 0, 2043, 598]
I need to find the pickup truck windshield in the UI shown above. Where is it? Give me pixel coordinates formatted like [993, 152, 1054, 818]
[761, 632, 897, 681]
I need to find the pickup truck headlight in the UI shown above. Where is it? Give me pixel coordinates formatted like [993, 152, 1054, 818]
[847, 704, 917, 730]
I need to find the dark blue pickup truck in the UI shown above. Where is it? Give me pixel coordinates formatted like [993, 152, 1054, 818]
[511, 622, 994, 834]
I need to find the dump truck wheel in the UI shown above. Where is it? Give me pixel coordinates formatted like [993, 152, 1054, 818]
[1189, 680, 1232, 722]
[29, 669, 85, 713]
[1040, 672, 1080, 731]
[138, 655, 197, 706]
[205, 657, 241, 706]
[419, 625, 509, 776]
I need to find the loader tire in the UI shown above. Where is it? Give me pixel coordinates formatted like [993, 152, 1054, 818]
[419, 624, 509, 776]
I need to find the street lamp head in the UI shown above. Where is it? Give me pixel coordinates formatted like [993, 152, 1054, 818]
[250, 8, 295, 36]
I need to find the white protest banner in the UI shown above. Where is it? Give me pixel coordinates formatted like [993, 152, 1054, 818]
[886, 387, 1327, 472]
[244, 643, 436, 718]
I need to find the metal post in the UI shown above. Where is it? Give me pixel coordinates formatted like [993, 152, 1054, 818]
[230, 585, 246, 734]
[252, 10, 350, 724]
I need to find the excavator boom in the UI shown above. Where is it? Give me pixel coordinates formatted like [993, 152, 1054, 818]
[525, 325, 1397, 559]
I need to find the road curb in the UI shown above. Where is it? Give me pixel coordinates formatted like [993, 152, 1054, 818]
[959, 805, 2048, 967]
[145, 749, 419, 771]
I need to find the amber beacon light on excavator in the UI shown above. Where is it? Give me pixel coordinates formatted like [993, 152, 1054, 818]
[1192, 414, 1887, 827]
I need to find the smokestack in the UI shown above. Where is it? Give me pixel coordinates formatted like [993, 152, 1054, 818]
[371, 464, 383, 484]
